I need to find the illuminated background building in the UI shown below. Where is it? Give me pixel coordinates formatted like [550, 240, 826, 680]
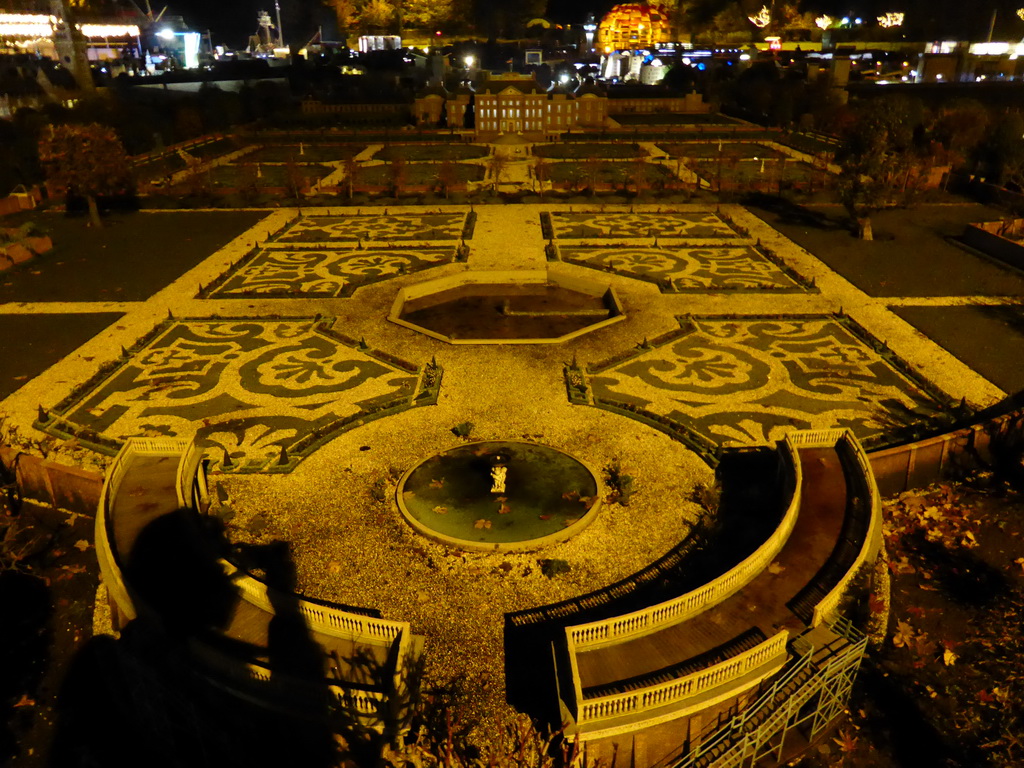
[596, 3, 671, 52]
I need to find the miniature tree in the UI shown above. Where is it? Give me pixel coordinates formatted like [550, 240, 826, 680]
[324, 0, 358, 41]
[582, 155, 603, 195]
[359, 0, 395, 31]
[342, 155, 361, 199]
[237, 163, 262, 205]
[388, 155, 407, 198]
[436, 159, 458, 199]
[486, 153, 507, 192]
[835, 95, 923, 240]
[38, 123, 132, 228]
[533, 156, 550, 196]
[627, 155, 650, 198]
[403, 0, 454, 30]
[282, 160, 305, 201]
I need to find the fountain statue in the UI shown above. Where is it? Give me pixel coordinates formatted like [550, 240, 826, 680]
[490, 465, 507, 494]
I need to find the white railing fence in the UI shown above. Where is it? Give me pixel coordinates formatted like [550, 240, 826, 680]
[568, 438, 802, 650]
[577, 631, 789, 724]
[811, 432, 883, 625]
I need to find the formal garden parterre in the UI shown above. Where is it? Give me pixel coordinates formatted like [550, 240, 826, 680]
[3, 199, 1024, 768]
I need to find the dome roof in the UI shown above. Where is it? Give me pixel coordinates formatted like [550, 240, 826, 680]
[598, 3, 672, 51]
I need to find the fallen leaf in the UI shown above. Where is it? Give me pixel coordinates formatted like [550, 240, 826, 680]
[431, 506, 448, 515]
[893, 619, 914, 648]
[943, 649, 958, 667]
[833, 729, 859, 753]
[473, 518, 492, 530]
[768, 561, 785, 575]
[73, 540, 90, 552]
[13, 695, 35, 708]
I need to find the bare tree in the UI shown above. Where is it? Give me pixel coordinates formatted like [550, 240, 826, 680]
[436, 159, 458, 199]
[627, 156, 650, 198]
[533, 156, 550, 196]
[388, 155, 407, 197]
[486, 153, 508, 192]
[343, 155, 361, 199]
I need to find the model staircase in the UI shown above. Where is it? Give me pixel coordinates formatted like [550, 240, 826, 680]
[676, 622, 863, 768]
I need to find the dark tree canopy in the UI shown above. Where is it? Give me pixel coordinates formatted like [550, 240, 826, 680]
[38, 122, 132, 227]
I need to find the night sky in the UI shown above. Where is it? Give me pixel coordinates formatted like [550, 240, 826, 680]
[169, 0, 1024, 49]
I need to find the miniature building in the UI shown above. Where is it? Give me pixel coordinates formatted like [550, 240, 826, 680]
[605, 84, 709, 114]
[474, 74, 551, 135]
[575, 82, 610, 127]
[413, 83, 448, 126]
[597, 3, 671, 52]
[412, 83, 472, 128]
[470, 75, 609, 137]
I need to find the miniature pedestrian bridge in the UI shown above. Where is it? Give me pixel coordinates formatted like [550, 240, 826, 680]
[95, 427, 882, 767]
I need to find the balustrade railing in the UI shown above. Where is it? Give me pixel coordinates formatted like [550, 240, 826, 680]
[568, 439, 802, 650]
[811, 432, 882, 625]
[221, 561, 407, 644]
[95, 444, 136, 621]
[188, 637, 388, 716]
[576, 631, 789, 724]
[175, 441, 205, 510]
[785, 429, 844, 448]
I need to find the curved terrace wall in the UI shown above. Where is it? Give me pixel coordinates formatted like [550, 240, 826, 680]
[94, 437, 416, 718]
[566, 436, 803, 650]
[554, 428, 881, 745]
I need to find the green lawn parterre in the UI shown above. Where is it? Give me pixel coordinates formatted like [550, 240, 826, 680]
[374, 144, 490, 161]
[358, 162, 484, 185]
[612, 112, 742, 126]
[533, 143, 648, 160]
[657, 142, 787, 159]
[547, 160, 675, 186]
[199, 163, 334, 188]
[691, 158, 821, 186]
[237, 144, 367, 163]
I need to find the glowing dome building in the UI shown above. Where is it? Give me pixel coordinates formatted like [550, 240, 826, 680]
[597, 3, 671, 51]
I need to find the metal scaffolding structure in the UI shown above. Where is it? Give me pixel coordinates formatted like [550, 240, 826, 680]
[675, 616, 869, 768]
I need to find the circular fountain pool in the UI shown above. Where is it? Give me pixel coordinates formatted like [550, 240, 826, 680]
[396, 441, 601, 551]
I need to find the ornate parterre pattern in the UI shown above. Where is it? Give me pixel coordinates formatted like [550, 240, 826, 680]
[584, 315, 947, 448]
[548, 211, 739, 239]
[39, 318, 428, 469]
[205, 246, 458, 298]
[273, 212, 469, 243]
[557, 244, 807, 292]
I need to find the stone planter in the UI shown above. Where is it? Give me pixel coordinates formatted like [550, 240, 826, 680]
[25, 235, 53, 255]
[1, 242, 33, 264]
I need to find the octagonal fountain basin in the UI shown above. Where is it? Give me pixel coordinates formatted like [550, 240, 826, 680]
[388, 270, 624, 343]
[396, 441, 601, 551]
